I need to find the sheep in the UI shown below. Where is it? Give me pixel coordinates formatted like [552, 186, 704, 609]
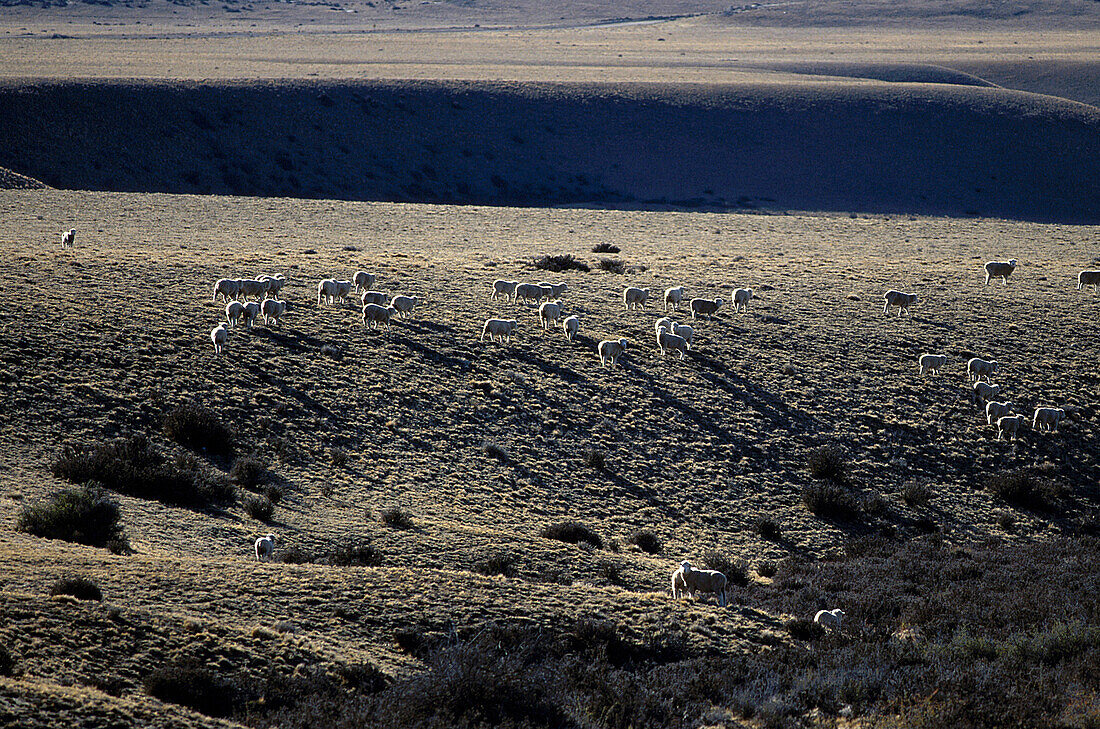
[213, 278, 242, 303]
[623, 287, 650, 310]
[61, 228, 75, 248]
[690, 297, 723, 320]
[814, 609, 846, 632]
[882, 290, 917, 316]
[391, 295, 420, 320]
[361, 290, 389, 307]
[598, 338, 629, 368]
[514, 282, 544, 305]
[242, 302, 261, 329]
[481, 318, 518, 343]
[225, 300, 245, 327]
[258, 274, 286, 300]
[538, 300, 564, 330]
[985, 400, 1014, 426]
[255, 533, 276, 561]
[655, 317, 675, 337]
[1032, 407, 1067, 432]
[973, 381, 1002, 404]
[261, 299, 287, 326]
[1077, 270, 1100, 291]
[491, 279, 519, 302]
[918, 353, 947, 376]
[354, 271, 377, 293]
[656, 326, 688, 360]
[318, 278, 338, 305]
[732, 288, 753, 313]
[663, 286, 684, 311]
[538, 281, 568, 298]
[333, 280, 354, 303]
[671, 322, 693, 349]
[210, 323, 228, 354]
[985, 259, 1018, 286]
[997, 414, 1026, 441]
[361, 303, 397, 331]
[967, 357, 1000, 383]
[672, 561, 728, 607]
[562, 315, 580, 342]
[238, 278, 268, 301]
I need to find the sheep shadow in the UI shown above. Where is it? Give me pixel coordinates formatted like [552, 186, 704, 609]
[393, 334, 474, 372]
[251, 326, 329, 355]
[689, 351, 815, 433]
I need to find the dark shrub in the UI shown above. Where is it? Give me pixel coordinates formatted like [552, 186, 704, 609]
[802, 482, 859, 519]
[703, 551, 749, 586]
[786, 617, 825, 641]
[49, 576, 103, 602]
[755, 517, 781, 541]
[277, 544, 311, 564]
[995, 509, 1016, 531]
[902, 481, 934, 506]
[229, 456, 268, 490]
[482, 440, 509, 463]
[592, 242, 620, 254]
[144, 662, 237, 718]
[162, 402, 233, 458]
[263, 484, 284, 504]
[987, 470, 1065, 512]
[597, 560, 623, 585]
[582, 447, 606, 471]
[533, 254, 590, 273]
[323, 541, 383, 567]
[629, 530, 662, 554]
[541, 521, 602, 549]
[807, 445, 847, 482]
[475, 552, 515, 577]
[380, 507, 415, 529]
[0, 644, 13, 677]
[321, 343, 342, 361]
[242, 494, 274, 522]
[330, 447, 349, 468]
[17, 485, 125, 548]
[757, 561, 778, 578]
[597, 258, 625, 274]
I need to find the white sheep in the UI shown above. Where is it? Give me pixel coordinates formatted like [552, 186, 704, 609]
[656, 326, 688, 360]
[213, 278, 242, 303]
[623, 287, 650, 310]
[985, 400, 1014, 426]
[1032, 407, 1067, 432]
[537, 281, 568, 298]
[354, 271, 377, 293]
[985, 259, 1018, 286]
[997, 414, 1026, 441]
[61, 228, 75, 248]
[491, 279, 519, 302]
[258, 274, 286, 300]
[663, 286, 684, 311]
[514, 283, 544, 305]
[690, 297, 723, 320]
[732, 288, 753, 313]
[672, 561, 728, 607]
[261, 299, 287, 326]
[255, 533, 276, 561]
[361, 303, 397, 331]
[481, 318, 519, 343]
[333, 280, 354, 303]
[242, 301, 261, 329]
[538, 300, 564, 330]
[918, 353, 947, 376]
[562, 315, 580, 342]
[882, 290, 917, 316]
[967, 357, 1000, 383]
[814, 609, 845, 632]
[973, 381, 1002, 404]
[1077, 270, 1100, 291]
[671, 322, 693, 349]
[225, 300, 245, 327]
[318, 279, 338, 305]
[238, 278, 268, 301]
[654, 317, 675, 337]
[361, 290, 389, 307]
[598, 338, 629, 368]
[210, 322, 228, 354]
[391, 295, 420, 319]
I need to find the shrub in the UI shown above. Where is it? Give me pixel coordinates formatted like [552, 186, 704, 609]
[242, 493, 274, 522]
[802, 482, 859, 519]
[592, 242, 620, 254]
[474, 552, 515, 577]
[263, 484, 284, 504]
[597, 258, 625, 274]
[17, 485, 126, 548]
[807, 445, 847, 482]
[629, 530, 662, 554]
[987, 470, 1065, 512]
[330, 447, 349, 468]
[902, 481, 934, 506]
[541, 521, 602, 549]
[533, 254, 589, 273]
[380, 507, 414, 529]
[995, 509, 1016, 531]
[786, 617, 825, 641]
[482, 440, 509, 463]
[323, 541, 383, 567]
[703, 551, 749, 586]
[49, 576, 103, 602]
[162, 402, 233, 458]
[144, 662, 237, 718]
[755, 517, 781, 541]
[277, 544, 311, 564]
[0, 644, 13, 677]
[757, 561, 778, 578]
[582, 447, 606, 471]
[597, 560, 623, 585]
[229, 456, 268, 490]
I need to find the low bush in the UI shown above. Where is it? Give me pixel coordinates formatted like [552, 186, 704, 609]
[229, 455, 268, 490]
[807, 445, 848, 482]
[592, 242, 620, 254]
[785, 617, 825, 641]
[533, 254, 590, 273]
[629, 530, 662, 554]
[242, 493, 274, 522]
[582, 447, 606, 471]
[482, 440, 509, 463]
[802, 482, 859, 519]
[49, 576, 103, 602]
[474, 552, 515, 577]
[0, 644, 13, 677]
[902, 481, 934, 506]
[702, 551, 749, 586]
[17, 485, 126, 549]
[322, 541, 383, 567]
[144, 662, 237, 718]
[597, 258, 625, 274]
[987, 470, 1066, 512]
[754, 517, 781, 541]
[380, 507, 414, 529]
[162, 402, 234, 458]
[541, 521, 602, 549]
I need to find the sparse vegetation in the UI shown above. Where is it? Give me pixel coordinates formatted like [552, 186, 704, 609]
[541, 521, 602, 549]
[380, 506, 415, 529]
[17, 485, 127, 549]
[49, 575, 103, 602]
[162, 402, 234, 458]
[533, 254, 589, 273]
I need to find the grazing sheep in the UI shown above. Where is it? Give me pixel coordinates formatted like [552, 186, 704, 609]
[1077, 270, 1100, 291]
[732, 288, 753, 313]
[918, 353, 947, 376]
[562, 315, 580, 342]
[210, 323, 228, 354]
[514, 282, 544, 305]
[538, 281, 568, 298]
[654, 317, 675, 337]
[997, 414, 1026, 441]
[690, 297, 723, 320]
[973, 381, 1002, 404]
[671, 322, 693, 349]
[261, 299, 287, 326]
[255, 533, 276, 561]
[481, 318, 519, 343]
[967, 357, 1000, 383]
[882, 290, 917, 316]
[333, 280, 354, 303]
[656, 326, 689, 360]
[663, 286, 685, 311]
[985, 401, 1014, 426]
[1033, 407, 1067, 432]
[623, 287, 650, 310]
[361, 290, 389, 307]
[242, 302, 261, 329]
[985, 259, 1018, 286]
[225, 300, 245, 327]
[598, 338, 629, 368]
[354, 271, 377, 293]
[391, 295, 420, 320]
[258, 274, 286, 300]
[491, 279, 519, 301]
[361, 303, 397, 331]
[814, 609, 846, 632]
[538, 300, 564, 330]
[672, 561, 728, 607]
[61, 228, 75, 248]
[238, 278, 268, 301]
[318, 279, 338, 306]
[213, 278, 242, 303]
